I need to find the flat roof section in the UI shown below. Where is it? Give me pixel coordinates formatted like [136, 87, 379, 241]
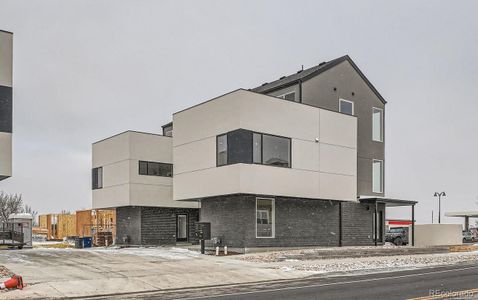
[445, 211, 478, 218]
[359, 197, 418, 207]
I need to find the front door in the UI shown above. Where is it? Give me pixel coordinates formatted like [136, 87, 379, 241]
[176, 214, 188, 242]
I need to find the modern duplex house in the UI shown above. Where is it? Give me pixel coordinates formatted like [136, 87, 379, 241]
[92, 55, 416, 250]
[0, 30, 13, 181]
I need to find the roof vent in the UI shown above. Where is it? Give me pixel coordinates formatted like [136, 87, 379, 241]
[280, 76, 286, 80]
[261, 82, 268, 86]
[319, 61, 327, 66]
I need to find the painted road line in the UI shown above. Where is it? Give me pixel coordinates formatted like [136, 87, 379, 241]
[181, 265, 478, 300]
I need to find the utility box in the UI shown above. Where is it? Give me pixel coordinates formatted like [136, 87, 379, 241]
[8, 213, 33, 248]
[195, 222, 211, 240]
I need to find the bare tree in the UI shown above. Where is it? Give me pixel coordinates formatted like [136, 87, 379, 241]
[0, 192, 24, 223]
[24, 204, 39, 226]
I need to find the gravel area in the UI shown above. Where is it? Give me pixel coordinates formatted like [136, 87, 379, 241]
[278, 251, 478, 274]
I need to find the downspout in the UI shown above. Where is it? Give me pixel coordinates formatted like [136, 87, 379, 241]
[374, 202, 378, 246]
[339, 202, 343, 247]
[299, 79, 303, 103]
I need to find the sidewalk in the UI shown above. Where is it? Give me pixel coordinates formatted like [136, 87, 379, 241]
[0, 247, 311, 299]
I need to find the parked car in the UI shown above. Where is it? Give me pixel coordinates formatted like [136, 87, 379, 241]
[462, 231, 475, 243]
[385, 227, 409, 246]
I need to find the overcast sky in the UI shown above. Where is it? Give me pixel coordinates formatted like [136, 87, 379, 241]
[0, 0, 477, 224]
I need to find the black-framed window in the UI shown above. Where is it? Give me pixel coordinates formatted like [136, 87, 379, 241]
[92, 167, 103, 190]
[216, 129, 291, 168]
[139, 161, 173, 177]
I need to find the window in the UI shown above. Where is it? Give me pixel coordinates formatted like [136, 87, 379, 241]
[162, 123, 173, 137]
[217, 134, 228, 166]
[92, 167, 103, 190]
[256, 198, 275, 238]
[216, 130, 291, 168]
[372, 159, 383, 193]
[253, 133, 262, 164]
[372, 108, 383, 142]
[339, 99, 354, 115]
[278, 92, 296, 102]
[262, 134, 291, 167]
[139, 161, 173, 177]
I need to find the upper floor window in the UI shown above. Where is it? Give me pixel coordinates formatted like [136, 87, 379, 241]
[162, 123, 173, 137]
[372, 107, 383, 142]
[92, 167, 103, 190]
[339, 99, 354, 115]
[216, 129, 291, 168]
[372, 159, 383, 193]
[278, 92, 296, 102]
[139, 161, 173, 177]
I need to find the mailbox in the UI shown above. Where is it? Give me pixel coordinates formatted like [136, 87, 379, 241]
[195, 222, 211, 240]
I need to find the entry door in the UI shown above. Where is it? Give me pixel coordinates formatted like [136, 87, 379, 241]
[176, 214, 188, 242]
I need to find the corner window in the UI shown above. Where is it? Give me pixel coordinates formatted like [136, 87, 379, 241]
[372, 159, 383, 193]
[92, 167, 103, 190]
[262, 134, 291, 168]
[339, 99, 354, 115]
[278, 92, 296, 102]
[372, 108, 383, 142]
[139, 161, 173, 177]
[217, 130, 291, 168]
[256, 198, 275, 238]
[216, 134, 228, 166]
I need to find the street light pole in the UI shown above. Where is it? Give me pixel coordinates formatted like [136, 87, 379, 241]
[434, 192, 446, 224]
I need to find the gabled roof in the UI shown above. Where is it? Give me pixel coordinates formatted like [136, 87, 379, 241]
[251, 55, 387, 104]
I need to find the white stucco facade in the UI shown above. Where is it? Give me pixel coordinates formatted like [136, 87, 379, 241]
[173, 89, 358, 201]
[0, 30, 13, 180]
[92, 131, 197, 209]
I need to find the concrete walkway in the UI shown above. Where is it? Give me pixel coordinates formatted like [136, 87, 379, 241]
[0, 247, 310, 299]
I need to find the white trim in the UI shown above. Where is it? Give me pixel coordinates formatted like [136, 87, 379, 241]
[339, 99, 354, 115]
[372, 107, 384, 142]
[255, 197, 275, 238]
[372, 159, 383, 193]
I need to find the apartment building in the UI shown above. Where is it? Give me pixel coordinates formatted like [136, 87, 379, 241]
[0, 30, 13, 181]
[92, 55, 416, 250]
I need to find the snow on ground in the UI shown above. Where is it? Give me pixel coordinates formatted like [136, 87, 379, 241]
[278, 251, 478, 274]
[89, 246, 200, 260]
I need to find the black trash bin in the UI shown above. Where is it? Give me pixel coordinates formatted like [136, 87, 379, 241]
[75, 237, 84, 249]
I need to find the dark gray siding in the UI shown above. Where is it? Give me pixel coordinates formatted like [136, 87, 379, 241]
[0, 85, 12, 133]
[342, 202, 385, 246]
[299, 60, 385, 197]
[115, 206, 199, 246]
[141, 207, 199, 245]
[200, 194, 382, 250]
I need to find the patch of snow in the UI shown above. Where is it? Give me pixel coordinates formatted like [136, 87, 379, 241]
[88, 247, 200, 260]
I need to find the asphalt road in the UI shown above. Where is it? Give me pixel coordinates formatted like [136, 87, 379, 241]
[100, 262, 478, 300]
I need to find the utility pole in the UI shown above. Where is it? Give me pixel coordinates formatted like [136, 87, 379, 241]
[434, 192, 446, 224]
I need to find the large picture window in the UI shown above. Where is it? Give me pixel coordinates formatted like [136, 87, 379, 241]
[216, 129, 291, 168]
[92, 167, 103, 190]
[372, 107, 383, 142]
[256, 198, 275, 238]
[372, 159, 383, 193]
[139, 161, 173, 177]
